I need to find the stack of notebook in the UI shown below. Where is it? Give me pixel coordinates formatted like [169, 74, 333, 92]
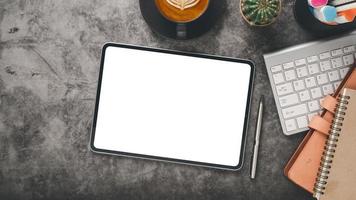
[285, 66, 356, 199]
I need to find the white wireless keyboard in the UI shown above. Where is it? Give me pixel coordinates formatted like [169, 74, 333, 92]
[264, 32, 356, 135]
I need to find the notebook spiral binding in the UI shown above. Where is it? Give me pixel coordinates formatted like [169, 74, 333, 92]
[313, 94, 351, 199]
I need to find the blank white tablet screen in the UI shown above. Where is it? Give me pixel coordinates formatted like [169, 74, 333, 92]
[93, 46, 252, 167]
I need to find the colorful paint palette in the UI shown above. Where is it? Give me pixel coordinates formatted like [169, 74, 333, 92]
[308, 0, 356, 25]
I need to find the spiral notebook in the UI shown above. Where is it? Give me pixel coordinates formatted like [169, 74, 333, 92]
[313, 88, 356, 200]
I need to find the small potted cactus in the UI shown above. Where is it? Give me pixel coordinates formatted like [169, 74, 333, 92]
[240, 0, 281, 26]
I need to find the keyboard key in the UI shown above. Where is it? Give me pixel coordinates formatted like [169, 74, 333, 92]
[308, 100, 320, 112]
[293, 80, 305, 91]
[319, 52, 331, 60]
[311, 87, 322, 99]
[328, 70, 340, 82]
[279, 94, 299, 107]
[295, 58, 306, 66]
[319, 99, 324, 106]
[334, 81, 341, 90]
[322, 84, 334, 95]
[307, 55, 318, 63]
[343, 54, 354, 66]
[282, 104, 308, 119]
[285, 119, 297, 132]
[308, 63, 320, 75]
[308, 112, 318, 122]
[299, 90, 311, 102]
[331, 57, 343, 68]
[317, 74, 329, 85]
[276, 83, 294, 96]
[320, 60, 331, 71]
[340, 67, 350, 77]
[331, 48, 343, 57]
[343, 45, 355, 53]
[305, 77, 316, 88]
[283, 62, 294, 69]
[271, 65, 282, 72]
[296, 66, 308, 78]
[273, 73, 285, 84]
[296, 116, 308, 129]
[285, 70, 296, 81]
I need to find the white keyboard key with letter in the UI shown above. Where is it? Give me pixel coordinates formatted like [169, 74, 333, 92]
[264, 32, 356, 135]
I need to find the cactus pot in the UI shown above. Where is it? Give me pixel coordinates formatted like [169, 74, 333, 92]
[240, 0, 281, 26]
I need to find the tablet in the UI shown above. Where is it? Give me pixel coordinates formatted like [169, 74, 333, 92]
[90, 43, 254, 170]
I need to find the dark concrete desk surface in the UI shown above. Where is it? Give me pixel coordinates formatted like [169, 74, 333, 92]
[0, 0, 319, 199]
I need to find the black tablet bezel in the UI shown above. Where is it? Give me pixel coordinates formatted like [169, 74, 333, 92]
[90, 43, 255, 171]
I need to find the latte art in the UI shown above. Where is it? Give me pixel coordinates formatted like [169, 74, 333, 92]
[155, 0, 209, 23]
[166, 0, 200, 10]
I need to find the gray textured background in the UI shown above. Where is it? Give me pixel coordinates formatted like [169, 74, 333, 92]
[0, 0, 317, 199]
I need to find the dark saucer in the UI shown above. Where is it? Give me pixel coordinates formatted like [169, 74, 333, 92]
[139, 0, 225, 40]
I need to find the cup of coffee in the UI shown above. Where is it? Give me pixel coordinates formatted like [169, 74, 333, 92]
[155, 0, 210, 39]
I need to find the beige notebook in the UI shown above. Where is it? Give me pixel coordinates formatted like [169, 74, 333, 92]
[313, 88, 356, 200]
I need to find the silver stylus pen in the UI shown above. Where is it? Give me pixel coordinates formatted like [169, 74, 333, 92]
[250, 96, 264, 179]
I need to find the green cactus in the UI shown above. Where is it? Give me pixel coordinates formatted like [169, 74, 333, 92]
[240, 0, 281, 26]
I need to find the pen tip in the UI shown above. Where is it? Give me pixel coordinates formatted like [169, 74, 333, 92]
[260, 95, 264, 104]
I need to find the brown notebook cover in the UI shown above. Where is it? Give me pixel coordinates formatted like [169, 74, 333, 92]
[284, 66, 356, 193]
[314, 88, 356, 200]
